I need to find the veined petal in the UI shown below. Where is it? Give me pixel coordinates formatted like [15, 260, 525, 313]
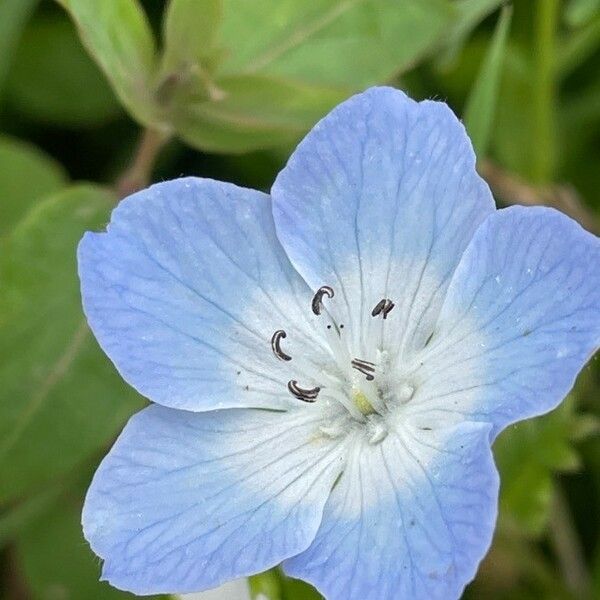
[78, 178, 329, 412]
[271, 87, 494, 361]
[284, 421, 498, 600]
[410, 206, 600, 437]
[82, 404, 345, 594]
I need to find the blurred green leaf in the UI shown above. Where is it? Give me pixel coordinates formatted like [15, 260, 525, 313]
[62, 0, 466, 152]
[161, 0, 222, 72]
[169, 0, 459, 152]
[0, 472, 68, 549]
[0, 135, 68, 236]
[556, 12, 600, 78]
[564, 0, 599, 28]
[5, 15, 123, 127]
[175, 74, 346, 153]
[15, 473, 168, 599]
[464, 5, 512, 156]
[490, 42, 540, 177]
[438, 0, 506, 67]
[0, 0, 38, 99]
[218, 0, 453, 87]
[56, 0, 159, 126]
[0, 185, 145, 505]
[494, 397, 593, 535]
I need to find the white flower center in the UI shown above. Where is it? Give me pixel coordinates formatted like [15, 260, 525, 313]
[270, 285, 418, 445]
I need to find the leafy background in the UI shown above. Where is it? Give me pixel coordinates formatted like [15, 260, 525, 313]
[0, 0, 598, 598]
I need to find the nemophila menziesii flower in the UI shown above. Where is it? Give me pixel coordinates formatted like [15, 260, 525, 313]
[79, 87, 600, 600]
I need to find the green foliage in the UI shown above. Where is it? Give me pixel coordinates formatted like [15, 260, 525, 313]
[215, 0, 452, 85]
[161, 0, 222, 73]
[463, 6, 512, 156]
[0, 135, 68, 236]
[5, 15, 123, 127]
[57, 0, 498, 152]
[55, 0, 158, 125]
[0, 186, 145, 504]
[495, 396, 597, 535]
[17, 498, 138, 599]
[0, 0, 39, 99]
[437, 0, 505, 64]
[14, 469, 170, 599]
[174, 74, 347, 153]
[564, 0, 600, 28]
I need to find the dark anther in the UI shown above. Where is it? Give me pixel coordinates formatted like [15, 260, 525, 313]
[371, 298, 395, 319]
[312, 286, 334, 315]
[271, 330, 292, 361]
[351, 358, 376, 381]
[287, 380, 320, 402]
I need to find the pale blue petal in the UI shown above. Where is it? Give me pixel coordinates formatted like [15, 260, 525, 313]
[284, 421, 498, 600]
[83, 404, 345, 594]
[410, 206, 600, 437]
[78, 177, 330, 412]
[271, 87, 494, 360]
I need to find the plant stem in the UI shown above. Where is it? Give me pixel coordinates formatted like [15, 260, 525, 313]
[116, 128, 171, 199]
[531, 0, 559, 183]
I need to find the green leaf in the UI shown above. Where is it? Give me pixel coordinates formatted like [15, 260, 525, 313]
[175, 74, 346, 153]
[160, 0, 457, 152]
[0, 479, 65, 549]
[436, 0, 505, 68]
[556, 12, 600, 78]
[490, 42, 540, 177]
[162, 0, 222, 71]
[564, 0, 600, 28]
[218, 0, 454, 86]
[0, 0, 39, 99]
[0, 185, 145, 505]
[5, 15, 123, 127]
[56, 0, 159, 126]
[463, 5, 512, 156]
[438, 0, 506, 70]
[0, 135, 68, 236]
[494, 396, 592, 535]
[15, 473, 168, 599]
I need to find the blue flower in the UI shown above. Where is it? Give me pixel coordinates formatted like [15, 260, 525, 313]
[79, 87, 600, 599]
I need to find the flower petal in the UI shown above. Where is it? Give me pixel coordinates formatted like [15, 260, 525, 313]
[78, 177, 330, 412]
[410, 206, 600, 437]
[284, 421, 498, 600]
[271, 87, 494, 359]
[83, 404, 345, 594]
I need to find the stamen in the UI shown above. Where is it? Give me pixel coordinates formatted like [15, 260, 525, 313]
[311, 286, 334, 315]
[371, 298, 395, 319]
[351, 358, 376, 381]
[271, 329, 291, 361]
[287, 380, 320, 402]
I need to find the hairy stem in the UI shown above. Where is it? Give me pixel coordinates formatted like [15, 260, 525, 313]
[116, 128, 171, 199]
